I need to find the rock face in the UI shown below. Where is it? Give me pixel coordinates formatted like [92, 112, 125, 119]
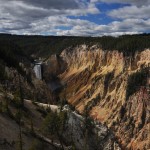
[43, 54, 67, 82]
[42, 54, 67, 94]
[58, 45, 150, 150]
[62, 105, 120, 150]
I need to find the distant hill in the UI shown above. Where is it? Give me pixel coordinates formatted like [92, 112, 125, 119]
[0, 33, 150, 58]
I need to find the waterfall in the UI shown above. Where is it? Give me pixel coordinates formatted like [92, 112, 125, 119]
[33, 63, 42, 79]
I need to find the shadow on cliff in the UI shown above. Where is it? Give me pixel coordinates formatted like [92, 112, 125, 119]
[42, 54, 68, 103]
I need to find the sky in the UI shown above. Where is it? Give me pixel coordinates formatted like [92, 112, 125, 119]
[0, 0, 150, 36]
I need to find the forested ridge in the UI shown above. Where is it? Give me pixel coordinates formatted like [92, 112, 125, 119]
[0, 33, 150, 57]
[0, 33, 149, 80]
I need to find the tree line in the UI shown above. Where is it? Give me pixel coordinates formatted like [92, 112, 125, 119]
[0, 33, 149, 58]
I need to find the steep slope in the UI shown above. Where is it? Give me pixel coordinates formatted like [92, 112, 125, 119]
[0, 39, 53, 104]
[58, 45, 150, 150]
[0, 93, 59, 150]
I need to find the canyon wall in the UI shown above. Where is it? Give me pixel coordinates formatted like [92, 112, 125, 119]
[58, 45, 150, 150]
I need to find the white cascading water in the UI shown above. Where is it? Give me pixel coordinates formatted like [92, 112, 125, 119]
[33, 63, 42, 79]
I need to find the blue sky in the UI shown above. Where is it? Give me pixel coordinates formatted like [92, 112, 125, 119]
[0, 0, 150, 36]
[69, 2, 129, 24]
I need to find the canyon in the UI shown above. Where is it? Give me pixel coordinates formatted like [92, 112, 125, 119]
[43, 45, 150, 150]
[0, 34, 150, 150]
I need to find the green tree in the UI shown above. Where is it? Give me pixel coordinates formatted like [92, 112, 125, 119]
[42, 111, 68, 149]
[15, 109, 23, 150]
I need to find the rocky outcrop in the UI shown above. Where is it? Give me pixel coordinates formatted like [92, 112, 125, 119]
[58, 45, 150, 150]
[62, 105, 120, 150]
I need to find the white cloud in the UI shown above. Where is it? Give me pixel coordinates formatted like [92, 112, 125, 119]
[0, 0, 149, 36]
[0, 0, 100, 35]
[56, 18, 150, 36]
[108, 5, 150, 19]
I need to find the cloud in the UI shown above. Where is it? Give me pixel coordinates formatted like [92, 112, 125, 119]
[0, 0, 99, 34]
[108, 5, 150, 19]
[0, 0, 149, 36]
[56, 18, 150, 36]
[0, 0, 99, 18]
[91, 0, 150, 6]
[22, 0, 80, 9]
[2, 0, 80, 9]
